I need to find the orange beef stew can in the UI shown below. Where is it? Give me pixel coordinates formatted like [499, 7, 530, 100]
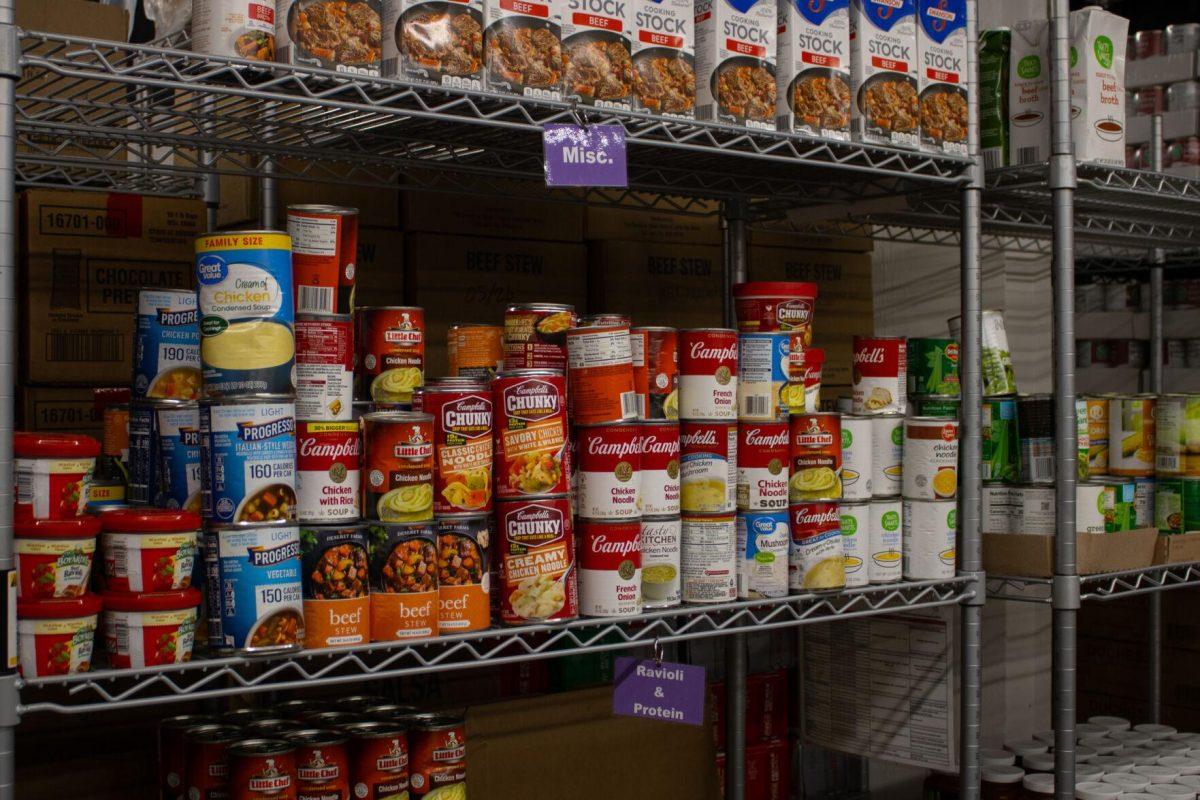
[496, 497, 578, 624]
[436, 514, 491, 634]
[503, 303, 577, 371]
[160, 714, 217, 800]
[356, 307, 425, 404]
[413, 378, 494, 516]
[408, 713, 467, 798]
[633, 326, 679, 420]
[368, 522, 438, 641]
[287, 204, 358, 316]
[361, 412, 434, 523]
[448, 323, 503, 380]
[492, 370, 570, 499]
[566, 325, 638, 424]
[346, 722, 409, 800]
[228, 739, 297, 800]
[285, 728, 351, 800]
[185, 723, 242, 800]
[300, 523, 369, 648]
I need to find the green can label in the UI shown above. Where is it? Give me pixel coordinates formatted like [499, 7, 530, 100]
[907, 339, 961, 396]
[1157, 478, 1183, 534]
[982, 397, 1018, 483]
[911, 395, 960, 419]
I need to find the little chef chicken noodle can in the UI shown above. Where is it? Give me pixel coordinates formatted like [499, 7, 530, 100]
[577, 423, 642, 520]
[346, 722, 410, 800]
[195, 231, 296, 398]
[566, 325, 639, 424]
[296, 421, 361, 522]
[902, 417, 960, 500]
[408, 714, 467, 798]
[414, 378, 494, 515]
[132, 288, 201, 401]
[227, 737, 298, 799]
[157, 403, 203, 513]
[680, 421, 738, 514]
[578, 519, 643, 617]
[299, 523, 369, 648]
[737, 332, 790, 422]
[214, 524, 304, 654]
[789, 412, 842, 501]
[367, 522, 438, 641]
[503, 303, 577, 371]
[788, 500, 845, 591]
[634, 326, 680, 420]
[903, 498, 957, 580]
[868, 498, 902, 583]
[286, 205, 358, 315]
[493, 370, 570, 499]
[681, 515, 737, 603]
[839, 414, 875, 501]
[640, 516, 681, 608]
[737, 422, 789, 511]
[286, 728, 351, 800]
[199, 397, 297, 525]
[736, 511, 790, 599]
[851, 336, 907, 414]
[638, 421, 680, 516]
[356, 306, 425, 404]
[436, 515, 490, 634]
[362, 412, 435, 523]
[295, 314, 354, 421]
[496, 497, 578, 624]
[678, 328, 738, 420]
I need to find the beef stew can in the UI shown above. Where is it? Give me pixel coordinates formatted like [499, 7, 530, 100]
[496, 497, 578, 624]
[356, 306, 426, 404]
[680, 420, 738, 515]
[678, 328, 738, 420]
[286, 205, 359, 315]
[561, 0, 633, 109]
[276, 0, 383, 75]
[849, 0, 918, 149]
[566, 325, 639, 424]
[916, 0, 968, 156]
[694, 0, 777, 129]
[285, 728, 351, 800]
[447, 323, 504, 380]
[737, 422, 789, 511]
[638, 421, 680, 516]
[300, 523, 369, 648]
[200, 397, 298, 525]
[776, 0, 850, 138]
[132, 288, 201, 401]
[628, 0, 695, 117]
[227, 738, 297, 800]
[436, 515, 491, 633]
[576, 423, 642, 520]
[296, 421, 361, 522]
[408, 714, 467, 798]
[414, 378, 494, 516]
[214, 524, 304, 655]
[184, 723, 242, 800]
[633, 326, 679, 419]
[385, 0, 485, 88]
[361, 411, 435, 523]
[295, 314, 355, 421]
[346, 722, 411, 800]
[191, 0, 277, 61]
[503, 303, 577, 371]
[640, 516, 681, 608]
[493, 370, 570, 499]
[367, 522, 438, 640]
[578, 518, 642, 617]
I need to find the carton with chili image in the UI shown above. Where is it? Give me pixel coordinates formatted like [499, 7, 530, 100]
[435, 515, 490, 633]
[368, 522, 439, 641]
[300, 524, 370, 648]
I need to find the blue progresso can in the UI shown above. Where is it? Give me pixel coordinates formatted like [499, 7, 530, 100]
[129, 399, 190, 506]
[156, 402, 202, 513]
[132, 288, 201, 400]
[199, 396, 297, 525]
[214, 524, 304, 654]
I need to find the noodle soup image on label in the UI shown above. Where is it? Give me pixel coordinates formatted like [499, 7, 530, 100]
[157, 403, 203, 513]
[368, 522, 438, 641]
[868, 497, 901, 583]
[300, 523, 369, 648]
[356, 306, 426, 404]
[737, 422, 789, 511]
[577, 423, 642, 520]
[679, 329, 738, 420]
[436, 515, 490, 633]
[851, 335, 907, 414]
[133, 288, 201, 401]
[496, 498, 578, 624]
[839, 414, 874, 501]
[736, 332, 789, 422]
[681, 515, 737, 603]
[579, 519, 642, 618]
[681, 421, 738, 514]
[639, 421, 680, 516]
[776, 0, 850, 138]
[788, 500, 844, 591]
[196, 231, 296, 398]
[494, 370, 570, 498]
[214, 524, 304, 655]
[838, 500, 869, 588]
[902, 417, 959, 500]
[199, 398, 297, 526]
[902, 498, 956, 580]
[870, 413, 903, 496]
[414, 378, 494, 515]
[640, 516, 681, 608]
[503, 304, 577, 371]
[789, 412, 842, 501]
[736, 511, 789, 599]
[362, 412, 435, 523]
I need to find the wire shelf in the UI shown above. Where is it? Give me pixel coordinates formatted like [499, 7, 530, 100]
[986, 563, 1200, 604]
[19, 578, 971, 715]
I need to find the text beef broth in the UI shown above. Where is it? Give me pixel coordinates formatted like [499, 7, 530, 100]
[695, 0, 777, 130]
[849, 0, 918, 149]
[484, 0, 565, 100]
[629, 0, 695, 117]
[776, 0, 850, 138]
[916, 0, 967, 156]
[561, 0, 634, 108]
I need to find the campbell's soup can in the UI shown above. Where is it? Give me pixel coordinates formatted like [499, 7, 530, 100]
[639, 421, 681, 516]
[577, 423, 642, 519]
[789, 501, 845, 591]
[641, 516, 681, 608]
[789, 412, 843, 501]
[503, 303, 577, 371]
[840, 414, 875, 501]
[578, 519, 642, 617]
[228, 738, 297, 800]
[737, 332, 790, 422]
[680, 420, 738, 515]
[566, 325, 638, 424]
[448, 323, 503, 380]
[851, 336, 907, 414]
[579, 313, 631, 328]
[737, 422, 790, 511]
[361, 412, 434, 523]
[184, 724, 242, 800]
[295, 314, 354, 421]
[356, 306, 425, 404]
[296, 421, 361, 522]
[346, 722, 410, 800]
[436, 515, 490, 633]
[493, 370, 570, 499]
[368, 522, 438, 640]
[634, 326, 680, 420]
[800, 347, 824, 413]
[408, 714, 467, 798]
[496, 497, 577, 624]
[681, 514, 737, 603]
[414, 379, 494, 516]
[285, 728, 351, 800]
[287, 205, 357, 316]
[679, 328, 738, 420]
[629, 328, 650, 420]
[736, 511, 789, 599]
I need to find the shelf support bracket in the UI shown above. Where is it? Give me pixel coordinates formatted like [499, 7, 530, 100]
[1051, 575, 1081, 611]
[959, 571, 986, 607]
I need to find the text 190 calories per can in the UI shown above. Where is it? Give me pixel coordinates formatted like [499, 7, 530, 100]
[356, 306, 425, 404]
[287, 204, 358, 315]
[679, 329, 738, 420]
[214, 524, 303, 654]
[361, 412, 434, 523]
[133, 288, 200, 401]
[737, 422, 789, 511]
[295, 314, 354, 421]
[576, 423, 642, 520]
[413, 378, 494, 516]
[493, 370, 570, 499]
[199, 397, 297, 525]
[579, 519, 642, 617]
[296, 421, 361, 523]
[639, 421, 680, 516]
[641, 516, 681, 608]
[496, 497, 578, 624]
[681, 515, 736, 603]
[503, 303, 577, 371]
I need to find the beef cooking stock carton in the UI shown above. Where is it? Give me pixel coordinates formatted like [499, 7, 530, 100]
[695, 0, 777, 130]
[484, 0, 567, 100]
[561, 0, 634, 109]
[776, 0, 850, 139]
[916, 0, 967, 157]
[849, 0, 919, 150]
[629, 0, 696, 118]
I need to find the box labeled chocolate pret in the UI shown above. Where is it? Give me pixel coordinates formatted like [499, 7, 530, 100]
[695, 0, 777, 130]
[849, 0, 918, 149]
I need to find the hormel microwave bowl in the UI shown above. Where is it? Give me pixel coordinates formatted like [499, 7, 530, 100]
[629, 0, 695, 117]
[916, 0, 968, 156]
[133, 289, 201, 401]
[1069, 6, 1127, 166]
[849, 0, 918, 149]
[694, 0, 777, 130]
[496, 497, 578, 624]
[17, 593, 102, 677]
[484, 0, 565, 100]
[98, 509, 201, 593]
[561, 0, 634, 108]
[14, 516, 100, 600]
[276, 0, 383, 74]
[199, 397, 298, 525]
[14, 432, 99, 521]
[776, 0, 850, 138]
[195, 232, 296, 398]
[384, 0, 484, 89]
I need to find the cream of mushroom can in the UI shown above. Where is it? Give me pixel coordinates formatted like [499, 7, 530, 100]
[640, 516, 681, 609]
[983, 481, 1015, 534]
[681, 514, 737, 603]
[838, 500, 870, 588]
[736, 511, 790, 599]
[1016, 483, 1055, 535]
[902, 498, 957, 580]
[839, 414, 874, 500]
[868, 497, 902, 584]
[870, 413, 903, 497]
[902, 417, 959, 500]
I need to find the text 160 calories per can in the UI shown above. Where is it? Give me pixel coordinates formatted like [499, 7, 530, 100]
[199, 397, 297, 525]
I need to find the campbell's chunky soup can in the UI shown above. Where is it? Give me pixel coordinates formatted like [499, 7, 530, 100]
[680, 421, 738, 514]
[578, 519, 643, 617]
[737, 422, 790, 511]
[214, 524, 304, 654]
[99, 509, 201, 593]
[577, 423, 642, 520]
[493, 370, 570, 499]
[448, 323, 504, 381]
[681, 514, 737, 603]
[503, 303, 577, 371]
[362, 412, 435, 523]
[641, 516, 681, 608]
[132, 288, 201, 401]
[633, 326, 679, 420]
[156, 403, 203, 513]
[14, 516, 100, 600]
[639, 421, 681, 516]
[346, 722, 410, 800]
[295, 314, 354, 421]
[356, 306, 426, 404]
[14, 432, 99, 521]
[496, 497, 578, 624]
[679, 328, 738, 420]
[436, 515, 491, 633]
[227, 739, 297, 800]
[851, 336, 907, 414]
[789, 412, 842, 501]
[200, 397, 298, 525]
[789, 500, 845, 591]
[101, 587, 200, 669]
[566, 325, 639, 424]
[733, 281, 819, 344]
[184, 724, 242, 800]
[287, 205, 358, 316]
[408, 713, 467, 798]
[413, 378, 494, 516]
[300, 523, 369, 648]
[16, 593, 102, 677]
[296, 421, 361, 522]
[367, 522, 438, 641]
[285, 728, 351, 800]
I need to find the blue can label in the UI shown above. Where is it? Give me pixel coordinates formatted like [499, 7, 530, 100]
[133, 289, 200, 400]
[736, 511, 790, 599]
[157, 403, 202, 512]
[737, 332, 790, 422]
[200, 401, 298, 525]
[216, 525, 304, 652]
[129, 401, 162, 506]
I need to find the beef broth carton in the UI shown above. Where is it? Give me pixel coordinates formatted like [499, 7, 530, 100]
[1009, 14, 1050, 165]
[695, 0, 777, 130]
[484, 0, 565, 100]
[849, 0, 918, 149]
[562, 0, 634, 108]
[916, 0, 967, 156]
[1070, 6, 1127, 166]
[776, 0, 850, 139]
[629, 0, 695, 118]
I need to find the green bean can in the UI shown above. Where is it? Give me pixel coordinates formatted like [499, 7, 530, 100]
[1156, 477, 1182, 534]
[1106, 479, 1137, 532]
[909, 394, 960, 419]
[907, 339, 960, 396]
[949, 310, 1016, 396]
[982, 395, 1019, 483]
[980, 28, 1011, 170]
[1185, 476, 1200, 533]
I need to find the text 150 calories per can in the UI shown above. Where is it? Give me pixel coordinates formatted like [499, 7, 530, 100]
[214, 524, 303, 654]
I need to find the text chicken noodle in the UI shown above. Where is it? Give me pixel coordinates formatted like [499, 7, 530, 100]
[278, 0, 383, 74]
[408, 713, 467, 798]
[199, 398, 297, 525]
[362, 412, 435, 523]
[368, 522, 438, 640]
[300, 524, 370, 648]
[214, 524, 304, 654]
[436, 515, 490, 633]
[356, 306, 426, 404]
[493, 370, 570, 499]
[497, 497, 578, 624]
[412, 379, 494, 516]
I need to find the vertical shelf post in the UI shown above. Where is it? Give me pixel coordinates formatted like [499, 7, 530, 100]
[261, 158, 278, 230]
[1148, 112, 1165, 724]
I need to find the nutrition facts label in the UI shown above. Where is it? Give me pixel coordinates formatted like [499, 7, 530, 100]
[801, 610, 957, 771]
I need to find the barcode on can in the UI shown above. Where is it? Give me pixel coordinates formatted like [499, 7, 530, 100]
[297, 285, 335, 314]
[1016, 146, 1041, 165]
[621, 391, 641, 419]
[742, 396, 769, 418]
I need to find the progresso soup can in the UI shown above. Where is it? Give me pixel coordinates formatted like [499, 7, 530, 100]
[299, 523, 369, 648]
[367, 522, 438, 641]
[199, 396, 298, 525]
[156, 403, 203, 513]
[133, 288, 201, 401]
[129, 399, 168, 506]
[356, 306, 426, 404]
[195, 231, 296, 398]
[214, 523, 304, 654]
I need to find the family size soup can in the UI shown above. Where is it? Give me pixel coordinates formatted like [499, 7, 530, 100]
[199, 396, 298, 525]
[576, 423, 642, 520]
[839, 500, 870, 588]
[736, 332, 789, 422]
[129, 399, 166, 506]
[214, 523, 303, 655]
[295, 314, 354, 421]
[367, 522, 438, 641]
[195, 231, 295, 398]
[286, 728, 351, 800]
[503, 303, 577, 371]
[287, 205, 358, 316]
[447, 323, 504, 380]
[736, 422, 789, 511]
[902, 417, 960, 500]
[641, 516, 681, 608]
[408, 714, 467, 798]
[356, 306, 425, 404]
[492, 369, 570, 499]
[361, 412, 435, 523]
[840, 414, 875, 501]
[496, 497, 578, 624]
[868, 498, 902, 583]
[788, 500, 844, 591]
[346, 722, 410, 800]
[639, 421, 681, 516]
[413, 378, 494, 516]
[299, 523, 369, 648]
[1017, 393, 1055, 484]
[566, 325, 638, 424]
[227, 739, 296, 800]
[1109, 394, 1157, 477]
[133, 288, 201, 401]
[1077, 394, 1110, 477]
[983, 395, 1019, 482]
[870, 413, 903, 496]
[681, 514, 737, 603]
[578, 519, 643, 617]
[633, 326, 680, 420]
[157, 402, 203, 513]
[789, 412, 842, 501]
[436, 515, 490, 633]
[736, 511, 789, 599]
[680, 420, 738, 514]
[679, 328, 738, 420]
[907, 338, 960, 396]
[902, 499, 956, 580]
[296, 421, 361, 523]
[851, 336, 906, 414]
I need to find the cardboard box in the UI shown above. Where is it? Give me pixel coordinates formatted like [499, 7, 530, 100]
[982, 529, 1159, 579]
[748, 227, 874, 252]
[1154, 531, 1200, 565]
[588, 240, 724, 329]
[19, 386, 113, 437]
[218, 164, 401, 230]
[585, 199, 722, 245]
[17, 0, 127, 40]
[402, 187, 584, 242]
[354, 228, 405, 306]
[21, 191, 205, 386]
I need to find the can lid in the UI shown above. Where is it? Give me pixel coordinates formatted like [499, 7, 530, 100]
[982, 766, 1025, 784]
[99, 508, 202, 533]
[183, 723, 247, 744]
[283, 728, 348, 747]
[14, 431, 101, 458]
[732, 282, 819, 298]
[159, 714, 218, 731]
[100, 588, 201, 612]
[287, 204, 358, 216]
[345, 720, 409, 737]
[227, 738, 295, 757]
[18, 593, 103, 619]
[14, 516, 102, 539]
[407, 711, 465, 729]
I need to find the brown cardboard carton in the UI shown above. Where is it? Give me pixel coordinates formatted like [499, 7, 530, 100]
[19, 386, 112, 437]
[20, 191, 204, 385]
[748, 226, 874, 252]
[588, 240, 724, 329]
[218, 164, 401, 229]
[585, 198, 722, 245]
[17, 0, 127, 40]
[353, 228, 405, 307]
[982, 528, 1159, 579]
[403, 187, 584, 242]
[1153, 531, 1200, 565]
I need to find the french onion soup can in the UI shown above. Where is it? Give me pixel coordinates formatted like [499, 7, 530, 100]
[361, 412, 435, 523]
[680, 420, 738, 515]
[199, 396, 297, 525]
[634, 326, 680, 420]
[299, 523, 369, 648]
[356, 306, 426, 404]
[681, 514, 737, 603]
[496, 497, 578, 624]
[788, 500, 845, 591]
[413, 378, 494, 516]
[851, 335, 907, 414]
[367, 522, 438, 641]
[346, 722, 410, 800]
[566, 325, 639, 424]
[132, 288, 201, 401]
[227, 738, 296, 800]
[578, 518, 643, 617]
[408, 713, 467, 798]
[576, 423, 642, 520]
[295, 314, 354, 421]
[436, 514, 490, 634]
[839, 414, 875, 501]
[492, 370, 570, 499]
[678, 328, 738, 420]
[789, 412, 842, 501]
[447, 323, 504, 380]
[503, 303, 577, 371]
[736, 332, 790, 422]
[296, 421, 361, 523]
[286, 204, 358, 316]
[736, 510, 789, 599]
[285, 728, 351, 800]
[638, 421, 681, 516]
[736, 422, 790, 512]
[641, 516, 681, 608]
[214, 524, 303, 655]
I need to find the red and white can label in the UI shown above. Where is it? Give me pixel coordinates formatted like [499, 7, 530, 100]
[680, 421, 738, 515]
[578, 519, 642, 617]
[296, 421, 361, 522]
[737, 423, 790, 511]
[679, 330, 738, 420]
[296, 316, 354, 421]
[851, 336, 907, 414]
[576, 424, 642, 520]
[496, 498, 578, 624]
[638, 422, 680, 516]
[788, 501, 845, 591]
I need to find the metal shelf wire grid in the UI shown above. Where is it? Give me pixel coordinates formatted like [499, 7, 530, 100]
[19, 578, 970, 715]
[986, 562, 1200, 604]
